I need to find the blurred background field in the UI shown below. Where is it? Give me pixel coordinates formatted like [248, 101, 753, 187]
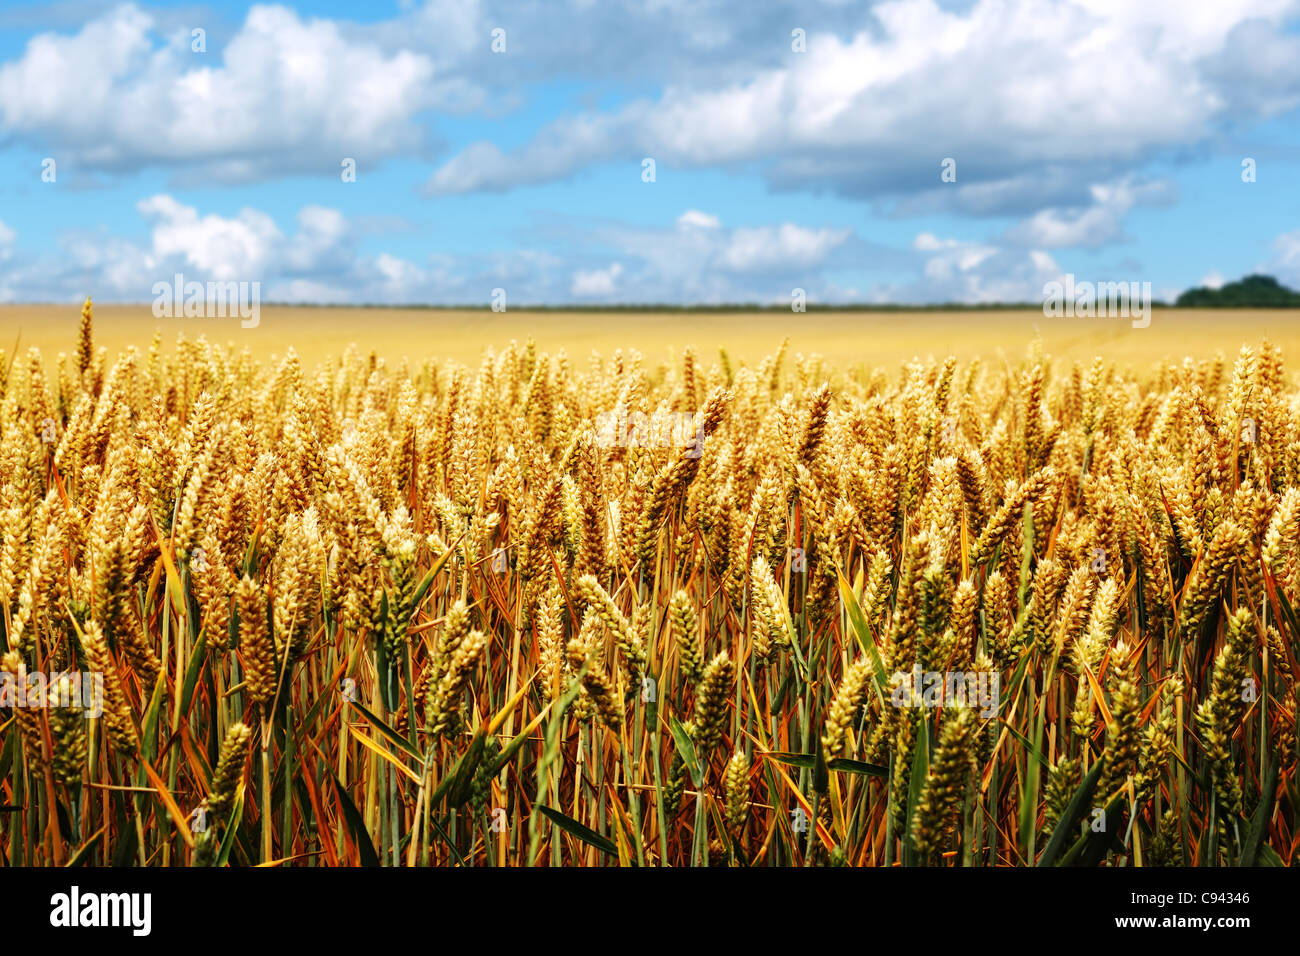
[3, 303, 1299, 371]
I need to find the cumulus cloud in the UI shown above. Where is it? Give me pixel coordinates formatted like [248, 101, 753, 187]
[892, 232, 1063, 303]
[0, 201, 876, 305]
[138, 195, 282, 279]
[571, 262, 624, 296]
[0, 195, 362, 302]
[283, 207, 353, 273]
[3, 1, 1298, 305]
[565, 212, 867, 302]
[718, 224, 852, 272]
[913, 233, 998, 275]
[422, 0, 1300, 213]
[4, 2, 884, 188]
[1004, 178, 1176, 248]
[0, 3, 439, 181]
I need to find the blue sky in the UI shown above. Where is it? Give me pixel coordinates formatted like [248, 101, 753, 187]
[1, 0, 1299, 305]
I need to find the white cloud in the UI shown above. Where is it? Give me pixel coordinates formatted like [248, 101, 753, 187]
[283, 206, 351, 272]
[913, 233, 953, 252]
[918, 238, 998, 281]
[677, 210, 721, 229]
[1029, 250, 1061, 273]
[373, 252, 426, 289]
[913, 233, 1002, 277]
[0, 0, 1295, 308]
[571, 262, 623, 296]
[0, 195, 879, 305]
[0, 195, 377, 302]
[1200, 270, 1226, 289]
[0, 4, 439, 181]
[1005, 178, 1175, 248]
[138, 195, 282, 279]
[718, 224, 852, 272]
[896, 232, 1063, 303]
[423, 0, 1300, 203]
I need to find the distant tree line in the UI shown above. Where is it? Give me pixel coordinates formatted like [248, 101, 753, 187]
[264, 274, 1300, 311]
[1175, 274, 1300, 307]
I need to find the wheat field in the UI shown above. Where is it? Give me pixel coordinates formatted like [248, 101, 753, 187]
[5, 303, 1300, 369]
[0, 299, 1296, 867]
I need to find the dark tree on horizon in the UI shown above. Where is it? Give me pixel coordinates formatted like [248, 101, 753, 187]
[1176, 274, 1300, 307]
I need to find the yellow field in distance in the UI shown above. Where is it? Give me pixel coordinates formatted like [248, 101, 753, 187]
[2, 303, 1298, 369]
